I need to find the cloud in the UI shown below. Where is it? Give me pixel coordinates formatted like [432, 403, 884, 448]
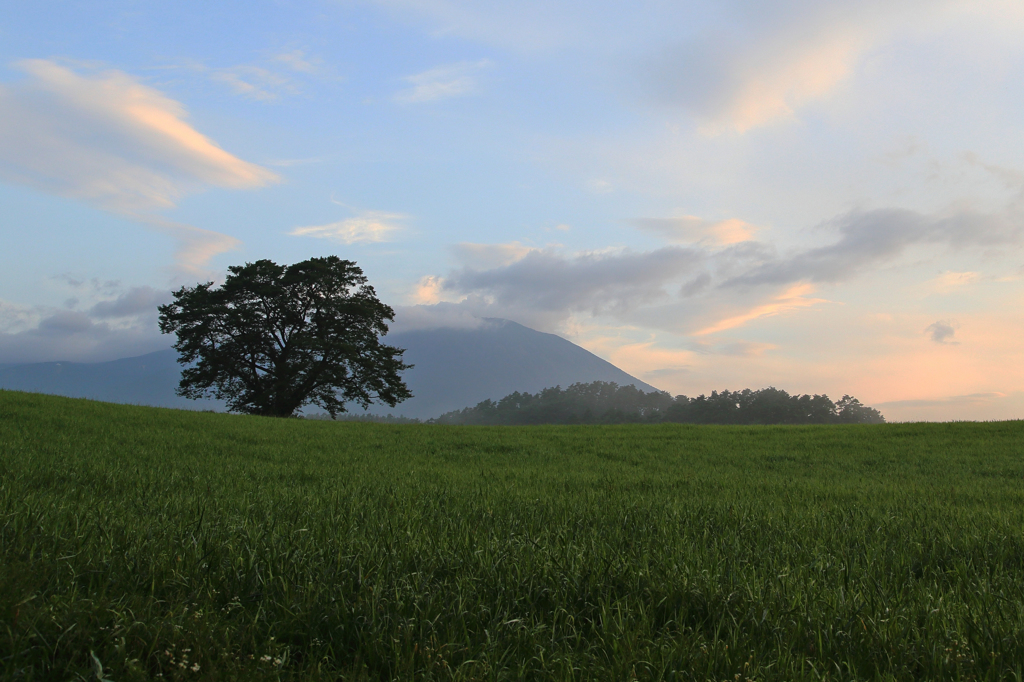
[289, 211, 405, 244]
[412, 197, 1023, 339]
[875, 391, 1024, 422]
[143, 216, 243, 275]
[364, 0, 581, 51]
[0, 60, 279, 210]
[88, 286, 172, 318]
[633, 216, 758, 245]
[0, 299, 35, 334]
[394, 60, 491, 103]
[930, 270, 980, 292]
[0, 59, 278, 272]
[692, 283, 828, 336]
[408, 276, 446, 305]
[443, 245, 705, 319]
[390, 303, 489, 333]
[680, 272, 712, 297]
[451, 241, 536, 269]
[723, 206, 1022, 288]
[0, 314, 167, 364]
[925, 319, 959, 344]
[640, 0, 973, 133]
[208, 66, 292, 102]
[176, 53, 323, 101]
[273, 50, 319, 74]
[0, 285, 173, 364]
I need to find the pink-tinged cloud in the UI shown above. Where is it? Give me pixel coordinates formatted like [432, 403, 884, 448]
[0, 59, 278, 271]
[693, 283, 828, 336]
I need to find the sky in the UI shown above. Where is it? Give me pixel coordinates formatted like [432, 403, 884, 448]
[2, 0, 1023, 421]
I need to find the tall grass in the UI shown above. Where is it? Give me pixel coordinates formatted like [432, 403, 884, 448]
[2, 389, 1024, 680]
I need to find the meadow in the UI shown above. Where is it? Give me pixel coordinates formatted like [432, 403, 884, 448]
[2, 389, 1024, 681]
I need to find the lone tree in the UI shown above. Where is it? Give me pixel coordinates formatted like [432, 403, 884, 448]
[158, 256, 411, 417]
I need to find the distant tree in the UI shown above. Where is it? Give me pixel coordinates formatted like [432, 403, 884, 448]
[158, 256, 411, 418]
[835, 395, 886, 424]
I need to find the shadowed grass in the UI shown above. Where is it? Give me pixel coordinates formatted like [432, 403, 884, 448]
[2, 390, 1024, 680]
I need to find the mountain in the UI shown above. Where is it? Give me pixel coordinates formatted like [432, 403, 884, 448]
[0, 319, 659, 419]
[385, 319, 658, 419]
[0, 351, 222, 411]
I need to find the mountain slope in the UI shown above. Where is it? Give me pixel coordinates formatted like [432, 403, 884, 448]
[0, 319, 659, 419]
[386, 319, 657, 419]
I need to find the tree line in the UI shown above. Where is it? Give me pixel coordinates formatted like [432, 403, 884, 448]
[430, 382, 885, 425]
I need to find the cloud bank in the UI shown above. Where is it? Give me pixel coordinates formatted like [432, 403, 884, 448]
[414, 200, 1023, 336]
[0, 286, 172, 364]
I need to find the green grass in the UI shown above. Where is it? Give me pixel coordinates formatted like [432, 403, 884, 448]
[2, 390, 1024, 681]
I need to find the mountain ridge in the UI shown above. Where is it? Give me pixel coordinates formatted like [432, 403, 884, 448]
[0, 319, 659, 419]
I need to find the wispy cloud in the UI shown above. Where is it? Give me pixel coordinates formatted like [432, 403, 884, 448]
[273, 50, 319, 74]
[289, 210, 406, 244]
[208, 65, 292, 102]
[640, 0, 986, 134]
[632, 216, 759, 245]
[0, 60, 277, 272]
[394, 59, 491, 103]
[451, 241, 536, 269]
[930, 270, 980, 292]
[693, 283, 828, 336]
[176, 51, 323, 101]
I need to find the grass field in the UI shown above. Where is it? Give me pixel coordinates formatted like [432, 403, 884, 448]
[2, 390, 1024, 681]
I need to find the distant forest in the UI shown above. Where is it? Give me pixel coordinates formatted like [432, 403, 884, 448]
[429, 382, 885, 425]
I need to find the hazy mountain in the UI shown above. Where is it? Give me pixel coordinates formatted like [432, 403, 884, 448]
[0, 351, 222, 411]
[0, 319, 659, 419]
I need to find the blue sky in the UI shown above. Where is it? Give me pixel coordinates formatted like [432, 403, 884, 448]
[2, 0, 1024, 420]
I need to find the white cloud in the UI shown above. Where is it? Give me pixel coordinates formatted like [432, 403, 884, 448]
[289, 211, 405, 244]
[451, 241, 536, 269]
[390, 303, 488, 333]
[0, 60, 278, 272]
[0, 60, 279, 210]
[394, 60, 491, 103]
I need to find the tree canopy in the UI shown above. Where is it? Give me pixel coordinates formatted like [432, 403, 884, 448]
[431, 382, 885, 425]
[158, 256, 411, 417]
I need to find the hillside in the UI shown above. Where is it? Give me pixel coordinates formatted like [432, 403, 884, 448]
[0, 319, 656, 418]
[3, 390, 1024, 680]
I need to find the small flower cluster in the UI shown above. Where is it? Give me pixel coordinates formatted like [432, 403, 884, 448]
[161, 646, 200, 673]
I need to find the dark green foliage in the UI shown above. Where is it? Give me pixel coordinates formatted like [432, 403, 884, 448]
[432, 381, 674, 425]
[158, 256, 411, 417]
[2, 390, 1022, 680]
[433, 382, 885, 425]
[665, 388, 886, 425]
